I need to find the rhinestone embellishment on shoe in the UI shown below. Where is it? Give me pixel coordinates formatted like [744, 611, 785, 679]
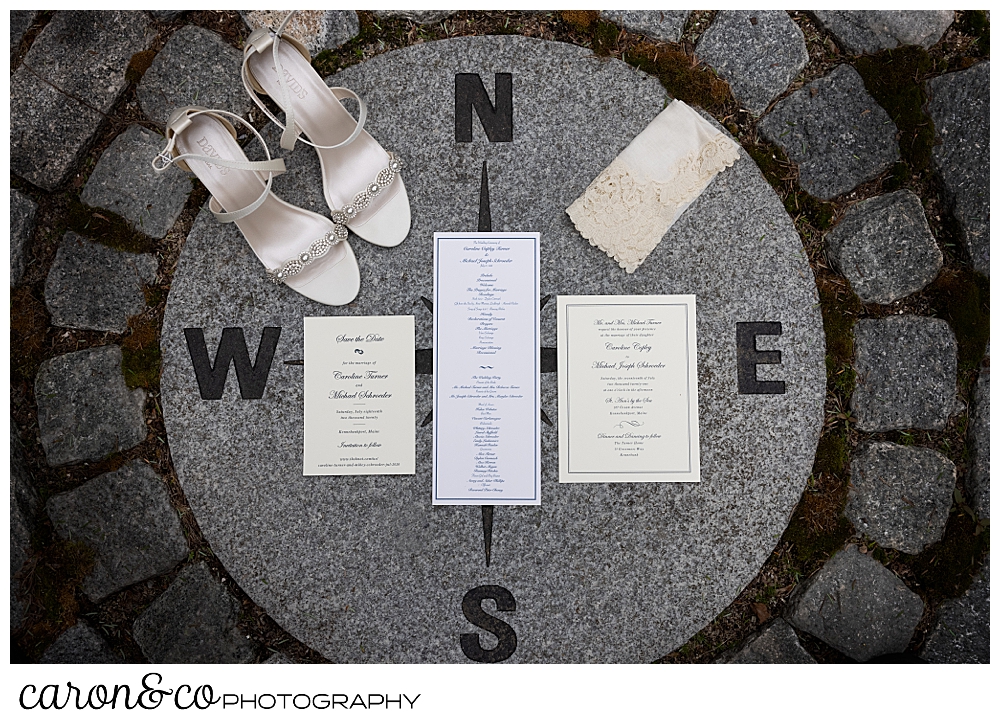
[266, 225, 349, 284]
[266, 153, 403, 285]
[331, 153, 404, 225]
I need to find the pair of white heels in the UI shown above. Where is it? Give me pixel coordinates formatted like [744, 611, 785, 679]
[152, 13, 409, 306]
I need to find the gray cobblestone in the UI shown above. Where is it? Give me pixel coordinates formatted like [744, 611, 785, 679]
[138, 25, 250, 128]
[811, 11, 954, 55]
[10, 189, 37, 286]
[35, 346, 147, 466]
[600, 10, 690, 43]
[80, 124, 192, 238]
[926, 62, 990, 276]
[46, 460, 189, 601]
[758, 64, 900, 200]
[133, 562, 255, 664]
[826, 190, 942, 304]
[40, 622, 121, 664]
[10, 11, 154, 190]
[696, 10, 808, 116]
[45, 232, 158, 333]
[851, 316, 959, 432]
[846, 442, 955, 554]
[785, 546, 923, 661]
[241, 10, 359, 54]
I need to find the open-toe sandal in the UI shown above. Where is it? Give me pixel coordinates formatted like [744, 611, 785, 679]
[242, 11, 410, 248]
[153, 106, 360, 306]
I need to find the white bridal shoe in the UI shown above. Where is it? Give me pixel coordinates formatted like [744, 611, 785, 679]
[153, 106, 361, 306]
[242, 11, 411, 247]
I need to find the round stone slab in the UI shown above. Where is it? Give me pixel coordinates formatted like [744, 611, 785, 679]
[161, 36, 825, 663]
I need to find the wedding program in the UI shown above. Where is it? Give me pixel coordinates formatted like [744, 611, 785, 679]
[557, 295, 700, 483]
[433, 232, 541, 505]
[303, 316, 415, 476]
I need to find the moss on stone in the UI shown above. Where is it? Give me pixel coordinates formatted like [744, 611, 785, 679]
[590, 20, 620, 57]
[143, 286, 165, 308]
[881, 161, 910, 193]
[746, 144, 835, 229]
[780, 426, 855, 575]
[122, 313, 161, 389]
[853, 46, 935, 174]
[624, 42, 731, 115]
[784, 191, 836, 230]
[956, 10, 990, 57]
[925, 267, 989, 375]
[312, 12, 410, 77]
[745, 144, 786, 188]
[783, 515, 854, 570]
[817, 277, 862, 384]
[560, 10, 599, 32]
[813, 429, 850, 479]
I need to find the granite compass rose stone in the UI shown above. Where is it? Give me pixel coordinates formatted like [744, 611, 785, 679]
[161, 36, 825, 663]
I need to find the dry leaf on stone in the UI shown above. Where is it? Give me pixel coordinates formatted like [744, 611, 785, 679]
[750, 602, 770, 624]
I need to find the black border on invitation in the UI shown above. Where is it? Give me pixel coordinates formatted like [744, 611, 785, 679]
[564, 301, 694, 475]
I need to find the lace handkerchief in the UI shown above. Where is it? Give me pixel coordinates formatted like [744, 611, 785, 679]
[566, 99, 740, 273]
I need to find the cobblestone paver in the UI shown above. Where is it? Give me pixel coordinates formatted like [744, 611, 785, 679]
[138, 25, 250, 127]
[10, 11, 154, 190]
[81, 124, 192, 238]
[926, 61, 991, 276]
[241, 10, 359, 54]
[262, 652, 294, 664]
[10, 11, 38, 51]
[45, 232, 158, 333]
[846, 442, 955, 554]
[851, 316, 959, 432]
[724, 619, 816, 664]
[10, 428, 38, 632]
[758, 64, 900, 200]
[921, 558, 990, 664]
[133, 561, 255, 664]
[10, 189, 37, 286]
[34, 346, 147, 466]
[373, 10, 457, 26]
[46, 460, 189, 601]
[967, 356, 990, 520]
[825, 190, 943, 304]
[785, 546, 924, 661]
[696, 10, 808, 116]
[810, 10, 954, 55]
[39, 622, 121, 664]
[599, 10, 691, 43]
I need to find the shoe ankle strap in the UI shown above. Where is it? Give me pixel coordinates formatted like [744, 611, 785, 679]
[242, 10, 367, 152]
[152, 107, 287, 224]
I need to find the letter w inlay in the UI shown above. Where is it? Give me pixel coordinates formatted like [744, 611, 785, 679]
[455, 73, 513, 142]
[185, 327, 281, 400]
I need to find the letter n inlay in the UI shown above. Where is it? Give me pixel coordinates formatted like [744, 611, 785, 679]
[455, 73, 513, 142]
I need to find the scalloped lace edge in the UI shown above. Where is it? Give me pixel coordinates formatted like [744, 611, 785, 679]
[567, 134, 740, 273]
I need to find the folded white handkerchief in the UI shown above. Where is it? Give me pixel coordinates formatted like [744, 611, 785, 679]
[566, 99, 740, 273]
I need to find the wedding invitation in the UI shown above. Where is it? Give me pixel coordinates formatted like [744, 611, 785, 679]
[433, 232, 541, 505]
[557, 295, 700, 483]
[303, 315, 415, 475]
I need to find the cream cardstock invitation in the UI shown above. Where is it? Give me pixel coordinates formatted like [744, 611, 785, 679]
[433, 232, 541, 505]
[303, 315, 415, 476]
[557, 295, 700, 483]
